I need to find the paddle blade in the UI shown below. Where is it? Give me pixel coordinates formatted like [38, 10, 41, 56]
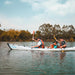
[54, 35, 56, 40]
[33, 31, 35, 34]
[32, 31, 35, 40]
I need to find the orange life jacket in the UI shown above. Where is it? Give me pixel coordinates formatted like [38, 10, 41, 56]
[50, 44, 54, 48]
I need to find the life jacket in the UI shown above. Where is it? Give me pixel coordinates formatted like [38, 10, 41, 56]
[50, 44, 54, 48]
[60, 41, 66, 46]
[50, 44, 58, 48]
[53, 45, 57, 48]
[39, 40, 45, 48]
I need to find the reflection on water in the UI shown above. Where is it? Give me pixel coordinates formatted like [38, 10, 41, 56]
[59, 52, 66, 64]
[0, 42, 75, 75]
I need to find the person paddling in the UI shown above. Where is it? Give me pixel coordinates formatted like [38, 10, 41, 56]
[56, 38, 67, 48]
[48, 41, 58, 49]
[31, 37, 45, 48]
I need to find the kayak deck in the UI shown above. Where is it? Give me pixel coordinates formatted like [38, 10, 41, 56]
[7, 43, 75, 51]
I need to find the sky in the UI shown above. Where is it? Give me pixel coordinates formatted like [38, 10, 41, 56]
[0, 0, 75, 33]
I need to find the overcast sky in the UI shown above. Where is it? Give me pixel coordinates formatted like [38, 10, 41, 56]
[0, 0, 75, 32]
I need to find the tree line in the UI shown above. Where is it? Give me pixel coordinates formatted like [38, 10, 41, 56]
[37, 24, 75, 42]
[0, 29, 32, 41]
[0, 23, 75, 42]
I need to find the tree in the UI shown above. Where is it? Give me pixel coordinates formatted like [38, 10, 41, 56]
[53, 24, 61, 37]
[19, 30, 31, 41]
[39, 24, 53, 40]
[35, 31, 41, 38]
[0, 24, 1, 27]
[0, 32, 10, 41]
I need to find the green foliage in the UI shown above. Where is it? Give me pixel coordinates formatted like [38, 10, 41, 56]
[19, 30, 31, 41]
[38, 24, 75, 41]
[0, 23, 75, 41]
[0, 29, 32, 41]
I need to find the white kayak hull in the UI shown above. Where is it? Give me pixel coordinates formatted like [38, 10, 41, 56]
[7, 43, 75, 51]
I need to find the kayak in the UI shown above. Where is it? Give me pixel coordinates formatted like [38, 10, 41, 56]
[7, 43, 75, 52]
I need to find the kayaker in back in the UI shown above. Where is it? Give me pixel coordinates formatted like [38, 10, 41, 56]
[31, 37, 45, 48]
[56, 38, 67, 48]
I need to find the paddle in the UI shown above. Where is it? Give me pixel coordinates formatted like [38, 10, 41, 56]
[53, 35, 57, 40]
[32, 31, 35, 47]
[53, 35, 59, 47]
[53, 35, 65, 52]
[32, 31, 35, 40]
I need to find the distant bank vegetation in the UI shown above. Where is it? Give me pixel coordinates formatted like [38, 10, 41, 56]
[0, 23, 75, 42]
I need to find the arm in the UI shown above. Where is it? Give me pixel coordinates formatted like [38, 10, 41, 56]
[56, 39, 60, 44]
[53, 35, 60, 44]
[32, 38, 37, 42]
[32, 45, 40, 48]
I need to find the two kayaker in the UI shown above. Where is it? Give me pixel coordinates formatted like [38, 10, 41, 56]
[31, 37, 45, 48]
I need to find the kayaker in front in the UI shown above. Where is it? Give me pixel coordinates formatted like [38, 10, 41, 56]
[31, 37, 45, 48]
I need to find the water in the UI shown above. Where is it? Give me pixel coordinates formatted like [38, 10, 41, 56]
[0, 42, 75, 75]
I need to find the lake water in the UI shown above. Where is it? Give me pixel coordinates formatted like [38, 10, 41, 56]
[0, 42, 75, 75]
